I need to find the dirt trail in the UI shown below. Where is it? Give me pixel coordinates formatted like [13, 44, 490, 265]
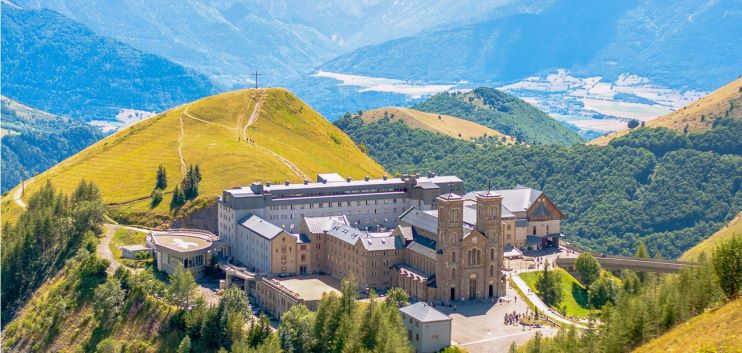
[241, 90, 309, 180]
[177, 110, 187, 176]
[11, 178, 31, 209]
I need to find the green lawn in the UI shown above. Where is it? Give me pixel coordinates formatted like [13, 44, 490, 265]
[520, 268, 595, 319]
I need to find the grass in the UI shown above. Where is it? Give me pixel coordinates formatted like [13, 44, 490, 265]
[520, 268, 595, 319]
[632, 297, 742, 353]
[590, 76, 742, 145]
[2, 88, 386, 226]
[360, 106, 515, 143]
[681, 212, 742, 262]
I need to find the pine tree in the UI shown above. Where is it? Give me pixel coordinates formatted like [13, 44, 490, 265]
[177, 335, 191, 353]
[535, 263, 562, 306]
[156, 164, 168, 190]
[171, 185, 185, 208]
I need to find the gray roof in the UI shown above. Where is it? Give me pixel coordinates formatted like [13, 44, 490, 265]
[400, 302, 451, 323]
[415, 181, 440, 190]
[317, 173, 346, 183]
[325, 223, 402, 251]
[399, 207, 438, 234]
[304, 215, 348, 234]
[464, 187, 543, 214]
[361, 235, 404, 251]
[407, 241, 437, 260]
[239, 214, 284, 240]
[226, 175, 462, 198]
[397, 225, 414, 241]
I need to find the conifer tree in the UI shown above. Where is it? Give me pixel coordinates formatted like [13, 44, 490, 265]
[535, 263, 562, 306]
[177, 335, 191, 353]
[156, 164, 168, 190]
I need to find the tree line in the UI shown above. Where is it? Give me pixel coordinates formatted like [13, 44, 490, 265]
[1, 180, 105, 323]
[515, 236, 742, 353]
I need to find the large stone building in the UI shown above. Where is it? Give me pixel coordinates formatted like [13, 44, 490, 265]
[217, 173, 564, 303]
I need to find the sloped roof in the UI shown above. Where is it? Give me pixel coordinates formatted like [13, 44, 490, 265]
[400, 302, 451, 323]
[361, 235, 404, 251]
[400, 207, 438, 234]
[304, 215, 348, 234]
[407, 240, 437, 260]
[239, 214, 283, 240]
[464, 187, 543, 213]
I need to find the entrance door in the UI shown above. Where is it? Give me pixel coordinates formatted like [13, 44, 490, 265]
[469, 278, 477, 300]
[299, 266, 307, 275]
[489, 284, 494, 298]
[450, 288, 456, 301]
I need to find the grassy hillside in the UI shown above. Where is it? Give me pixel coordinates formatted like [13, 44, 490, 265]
[632, 297, 742, 353]
[681, 212, 742, 262]
[591, 77, 742, 146]
[413, 88, 582, 145]
[1, 88, 385, 226]
[360, 107, 514, 143]
[520, 268, 594, 319]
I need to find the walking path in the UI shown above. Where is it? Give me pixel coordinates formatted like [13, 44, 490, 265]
[240, 89, 309, 180]
[12, 180, 29, 209]
[177, 111, 187, 176]
[511, 274, 587, 329]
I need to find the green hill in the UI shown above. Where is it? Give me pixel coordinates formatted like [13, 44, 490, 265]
[1, 88, 386, 227]
[359, 106, 515, 143]
[413, 87, 582, 145]
[1, 96, 104, 192]
[632, 297, 742, 353]
[681, 212, 742, 262]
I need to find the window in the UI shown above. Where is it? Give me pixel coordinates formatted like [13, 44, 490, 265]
[490, 264, 495, 276]
[450, 209, 458, 222]
[452, 251, 457, 263]
[533, 226, 537, 235]
[451, 267, 456, 279]
[490, 248, 495, 260]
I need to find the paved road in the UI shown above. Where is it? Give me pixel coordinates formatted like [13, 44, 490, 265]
[511, 274, 587, 329]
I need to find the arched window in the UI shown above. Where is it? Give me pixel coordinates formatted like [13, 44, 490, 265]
[451, 267, 456, 279]
[476, 249, 481, 265]
[450, 209, 458, 222]
[490, 264, 495, 277]
[490, 248, 495, 261]
[467, 250, 472, 266]
[452, 251, 457, 263]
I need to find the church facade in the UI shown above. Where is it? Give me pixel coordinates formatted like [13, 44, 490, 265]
[217, 173, 564, 302]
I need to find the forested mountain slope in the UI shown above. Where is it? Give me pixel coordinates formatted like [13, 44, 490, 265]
[413, 88, 582, 145]
[1, 88, 385, 227]
[1, 3, 218, 121]
[336, 116, 742, 258]
[0, 96, 104, 192]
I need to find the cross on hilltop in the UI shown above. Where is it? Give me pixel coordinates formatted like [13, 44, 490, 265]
[253, 71, 262, 89]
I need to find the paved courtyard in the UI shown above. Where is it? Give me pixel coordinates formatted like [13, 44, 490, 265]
[435, 285, 558, 353]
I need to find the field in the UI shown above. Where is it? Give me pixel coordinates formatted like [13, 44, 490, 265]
[520, 268, 594, 319]
[590, 77, 742, 145]
[681, 212, 742, 262]
[360, 106, 514, 142]
[1, 88, 386, 226]
[632, 297, 742, 353]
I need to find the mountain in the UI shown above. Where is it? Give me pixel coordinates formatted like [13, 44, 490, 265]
[359, 107, 515, 143]
[1, 3, 218, 121]
[320, 0, 742, 92]
[591, 77, 742, 146]
[1, 88, 385, 227]
[681, 212, 742, 262]
[0, 96, 104, 193]
[632, 297, 742, 353]
[413, 88, 582, 145]
[21, 0, 538, 87]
